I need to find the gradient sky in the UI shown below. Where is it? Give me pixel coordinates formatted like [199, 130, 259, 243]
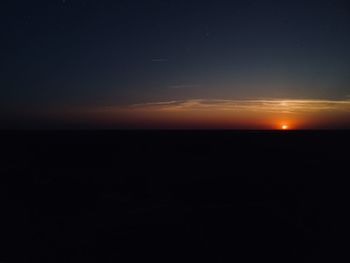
[1, 0, 350, 129]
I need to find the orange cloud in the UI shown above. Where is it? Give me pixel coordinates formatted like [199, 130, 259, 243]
[60, 98, 350, 129]
[130, 99, 350, 113]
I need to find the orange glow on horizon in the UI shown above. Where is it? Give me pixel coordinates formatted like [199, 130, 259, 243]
[60, 98, 350, 129]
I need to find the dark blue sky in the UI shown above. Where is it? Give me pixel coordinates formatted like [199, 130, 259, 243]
[1, 0, 350, 128]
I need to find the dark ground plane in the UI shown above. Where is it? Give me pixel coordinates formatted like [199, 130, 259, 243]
[0, 130, 349, 262]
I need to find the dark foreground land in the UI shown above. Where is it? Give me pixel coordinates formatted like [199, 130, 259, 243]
[0, 130, 349, 262]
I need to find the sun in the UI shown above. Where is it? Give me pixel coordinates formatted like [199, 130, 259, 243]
[281, 125, 289, 130]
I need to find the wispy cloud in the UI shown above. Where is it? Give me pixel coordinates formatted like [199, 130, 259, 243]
[55, 98, 350, 129]
[130, 98, 350, 114]
[67, 98, 350, 116]
[168, 84, 201, 89]
[151, 58, 168, 62]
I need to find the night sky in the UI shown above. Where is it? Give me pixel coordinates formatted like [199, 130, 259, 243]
[1, 0, 350, 129]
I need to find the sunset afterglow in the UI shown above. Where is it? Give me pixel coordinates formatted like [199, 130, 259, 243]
[57, 98, 350, 129]
[2, 2, 350, 262]
[2, 1, 350, 130]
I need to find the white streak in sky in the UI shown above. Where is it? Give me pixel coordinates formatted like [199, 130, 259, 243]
[129, 98, 350, 113]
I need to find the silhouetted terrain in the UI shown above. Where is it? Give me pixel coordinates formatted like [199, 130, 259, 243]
[0, 131, 349, 262]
